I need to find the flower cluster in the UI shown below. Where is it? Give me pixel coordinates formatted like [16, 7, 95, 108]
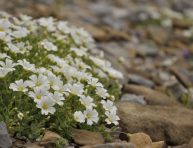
[0, 11, 123, 139]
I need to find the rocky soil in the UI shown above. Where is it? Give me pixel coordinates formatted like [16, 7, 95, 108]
[1, 0, 193, 147]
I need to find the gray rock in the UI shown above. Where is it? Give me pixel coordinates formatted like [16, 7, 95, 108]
[128, 74, 155, 88]
[124, 84, 179, 106]
[92, 142, 136, 148]
[121, 94, 147, 105]
[172, 0, 193, 12]
[170, 67, 192, 88]
[89, 2, 112, 17]
[128, 43, 159, 57]
[0, 122, 12, 148]
[165, 80, 187, 101]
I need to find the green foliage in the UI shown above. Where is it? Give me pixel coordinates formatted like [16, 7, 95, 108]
[0, 12, 122, 141]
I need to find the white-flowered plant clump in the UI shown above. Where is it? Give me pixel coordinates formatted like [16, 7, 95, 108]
[0, 11, 123, 140]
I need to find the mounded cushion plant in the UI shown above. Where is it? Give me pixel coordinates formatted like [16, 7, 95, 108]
[0, 11, 123, 141]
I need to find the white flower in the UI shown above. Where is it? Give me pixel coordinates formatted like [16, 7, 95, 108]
[17, 112, 24, 120]
[28, 88, 49, 102]
[17, 59, 36, 71]
[96, 87, 109, 99]
[9, 79, 29, 92]
[74, 71, 89, 81]
[0, 58, 16, 71]
[0, 58, 17, 77]
[0, 53, 10, 59]
[94, 68, 107, 78]
[101, 100, 117, 112]
[105, 110, 120, 125]
[51, 91, 64, 106]
[80, 96, 96, 109]
[107, 68, 123, 79]
[0, 19, 11, 31]
[38, 17, 55, 32]
[0, 68, 10, 78]
[0, 32, 12, 42]
[68, 83, 84, 96]
[7, 43, 20, 53]
[47, 74, 62, 90]
[74, 111, 85, 123]
[84, 108, 99, 125]
[19, 14, 32, 22]
[41, 40, 58, 51]
[90, 56, 109, 69]
[34, 67, 48, 74]
[74, 59, 91, 70]
[15, 42, 32, 54]
[57, 21, 71, 34]
[36, 96, 56, 115]
[61, 67, 78, 80]
[70, 47, 86, 57]
[71, 28, 94, 48]
[27, 74, 49, 89]
[87, 77, 103, 87]
[56, 83, 70, 95]
[12, 27, 29, 38]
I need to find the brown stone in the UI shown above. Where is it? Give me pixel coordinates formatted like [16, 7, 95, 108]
[151, 141, 166, 148]
[147, 27, 169, 45]
[72, 129, 104, 146]
[40, 130, 61, 145]
[173, 19, 193, 29]
[188, 137, 193, 148]
[27, 144, 44, 148]
[83, 25, 107, 41]
[116, 102, 193, 145]
[129, 133, 152, 147]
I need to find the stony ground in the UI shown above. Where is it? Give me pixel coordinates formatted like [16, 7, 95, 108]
[1, 0, 193, 148]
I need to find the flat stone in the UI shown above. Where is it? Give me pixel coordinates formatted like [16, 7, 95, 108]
[170, 67, 192, 88]
[27, 143, 44, 148]
[116, 102, 193, 145]
[165, 81, 187, 101]
[0, 122, 12, 148]
[40, 130, 62, 145]
[121, 94, 147, 105]
[173, 19, 193, 29]
[82, 142, 136, 148]
[72, 129, 104, 146]
[133, 43, 159, 57]
[128, 74, 155, 88]
[123, 84, 179, 106]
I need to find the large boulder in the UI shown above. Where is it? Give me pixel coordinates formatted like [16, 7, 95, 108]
[116, 102, 193, 145]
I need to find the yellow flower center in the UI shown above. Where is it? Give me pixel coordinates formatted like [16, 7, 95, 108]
[50, 81, 53, 87]
[36, 94, 41, 100]
[18, 86, 24, 91]
[42, 103, 48, 110]
[0, 27, 4, 32]
[35, 81, 41, 87]
[86, 112, 92, 119]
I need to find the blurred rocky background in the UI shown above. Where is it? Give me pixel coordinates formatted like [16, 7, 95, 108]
[1, 0, 193, 147]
